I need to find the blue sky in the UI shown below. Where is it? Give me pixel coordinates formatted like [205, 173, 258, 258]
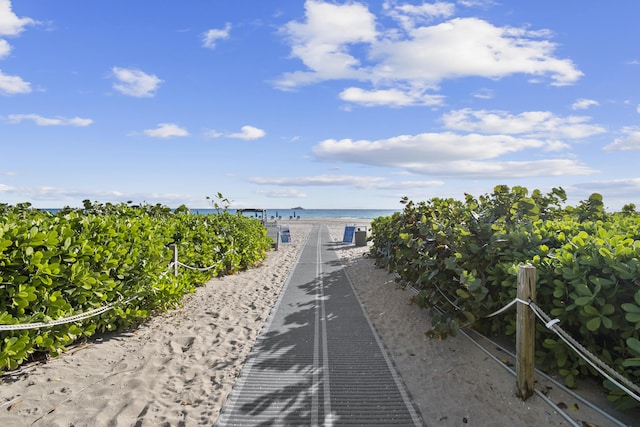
[1, 1, 639, 210]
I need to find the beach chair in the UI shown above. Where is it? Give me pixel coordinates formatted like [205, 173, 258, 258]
[265, 222, 280, 250]
[280, 225, 291, 243]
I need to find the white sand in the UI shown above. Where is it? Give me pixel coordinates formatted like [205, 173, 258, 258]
[0, 219, 628, 426]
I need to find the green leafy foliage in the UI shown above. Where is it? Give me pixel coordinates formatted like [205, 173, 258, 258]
[370, 186, 640, 409]
[0, 200, 271, 373]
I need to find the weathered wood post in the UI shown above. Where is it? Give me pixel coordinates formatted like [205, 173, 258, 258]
[170, 244, 179, 277]
[516, 264, 536, 400]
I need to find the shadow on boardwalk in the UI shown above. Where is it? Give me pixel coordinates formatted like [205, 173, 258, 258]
[216, 229, 421, 426]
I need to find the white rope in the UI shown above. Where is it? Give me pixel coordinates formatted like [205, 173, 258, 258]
[173, 247, 235, 273]
[0, 296, 137, 331]
[1, 247, 230, 331]
[481, 297, 640, 403]
[0, 263, 178, 331]
[433, 282, 463, 311]
[409, 286, 640, 406]
[529, 302, 640, 404]
[158, 262, 175, 279]
[545, 318, 560, 329]
[176, 260, 220, 272]
[1, 257, 222, 331]
[484, 297, 529, 318]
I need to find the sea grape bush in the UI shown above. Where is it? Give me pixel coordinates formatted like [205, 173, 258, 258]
[370, 186, 640, 409]
[0, 201, 271, 373]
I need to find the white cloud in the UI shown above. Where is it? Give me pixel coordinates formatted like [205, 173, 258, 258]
[573, 178, 640, 202]
[0, 183, 205, 206]
[384, 1, 456, 31]
[311, 130, 596, 179]
[0, 1, 36, 96]
[203, 23, 231, 49]
[401, 158, 594, 178]
[6, 113, 93, 126]
[458, 0, 498, 8]
[0, 0, 37, 36]
[0, 38, 9, 58]
[396, 2, 455, 18]
[112, 67, 163, 97]
[286, 1, 377, 47]
[370, 18, 582, 86]
[313, 132, 545, 164]
[442, 109, 606, 139]
[339, 87, 444, 107]
[637, 104, 640, 114]
[250, 175, 386, 188]
[0, 69, 30, 94]
[276, 2, 582, 106]
[365, 179, 444, 190]
[204, 129, 224, 139]
[143, 123, 189, 138]
[310, 107, 603, 180]
[578, 177, 640, 190]
[208, 125, 266, 140]
[256, 188, 307, 198]
[275, 0, 377, 90]
[249, 174, 443, 190]
[571, 98, 599, 110]
[229, 125, 266, 140]
[473, 88, 494, 99]
[603, 127, 640, 152]
[0, 184, 123, 201]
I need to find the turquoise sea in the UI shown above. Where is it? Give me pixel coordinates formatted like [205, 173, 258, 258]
[192, 208, 400, 220]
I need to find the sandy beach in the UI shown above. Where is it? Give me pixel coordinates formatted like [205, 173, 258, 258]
[0, 219, 633, 426]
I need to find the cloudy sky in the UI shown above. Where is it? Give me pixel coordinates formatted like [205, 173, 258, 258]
[1, 1, 639, 209]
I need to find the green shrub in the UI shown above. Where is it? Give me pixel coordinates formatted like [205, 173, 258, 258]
[370, 186, 640, 409]
[0, 201, 271, 372]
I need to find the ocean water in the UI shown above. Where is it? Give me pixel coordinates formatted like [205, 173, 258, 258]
[192, 208, 400, 220]
[39, 207, 401, 220]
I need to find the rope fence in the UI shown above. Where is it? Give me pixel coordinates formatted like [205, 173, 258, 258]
[414, 265, 640, 405]
[3, 253, 639, 407]
[484, 266, 640, 405]
[176, 261, 221, 272]
[528, 301, 640, 403]
[0, 297, 137, 331]
[0, 245, 226, 332]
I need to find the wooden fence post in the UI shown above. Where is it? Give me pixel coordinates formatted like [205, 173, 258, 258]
[170, 244, 179, 277]
[516, 264, 536, 400]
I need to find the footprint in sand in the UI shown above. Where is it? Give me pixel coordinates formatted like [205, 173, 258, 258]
[169, 336, 196, 354]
